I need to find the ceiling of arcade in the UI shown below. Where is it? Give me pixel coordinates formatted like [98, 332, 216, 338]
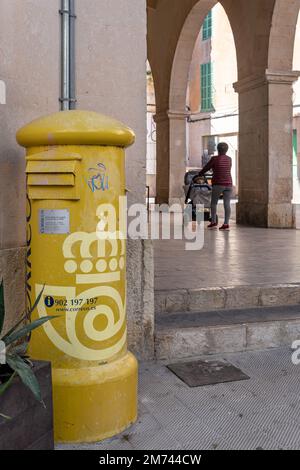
[146, 0, 300, 109]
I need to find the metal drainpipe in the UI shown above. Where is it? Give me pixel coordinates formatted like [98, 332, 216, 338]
[69, 0, 76, 110]
[60, 0, 76, 110]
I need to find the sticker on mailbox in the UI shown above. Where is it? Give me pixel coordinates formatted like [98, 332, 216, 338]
[39, 209, 70, 234]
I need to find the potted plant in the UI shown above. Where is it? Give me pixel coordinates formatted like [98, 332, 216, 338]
[0, 281, 56, 450]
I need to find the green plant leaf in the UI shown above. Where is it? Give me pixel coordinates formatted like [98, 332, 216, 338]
[0, 287, 45, 342]
[11, 342, 28, 356]
[0, 412, 11, 420]
[0, 281, 5, 336]
[6, 355, 42, 403]
[3, 316, 57, 347]
[0, 312, 27, 342]
[26, 285, 45, 320]
[0, 372, 16, 397]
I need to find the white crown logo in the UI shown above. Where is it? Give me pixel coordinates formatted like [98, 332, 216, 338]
[63, 231, 125, 285]
[36, 202, 127, 361]
[63, 202, 126, 286]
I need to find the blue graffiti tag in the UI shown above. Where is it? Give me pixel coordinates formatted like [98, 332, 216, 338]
[87, 163, 109, 193]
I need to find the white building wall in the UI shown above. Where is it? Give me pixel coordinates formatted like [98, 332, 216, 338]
[210, 4, 238, 115]
[76, 0, 147, 205]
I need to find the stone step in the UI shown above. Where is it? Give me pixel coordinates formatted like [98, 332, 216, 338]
[155, 283, 300, 315]
[155, 304, 300, 360]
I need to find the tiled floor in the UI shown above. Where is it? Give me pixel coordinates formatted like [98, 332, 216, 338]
[57, 347, 300, 451]
[154, 222, 300, 290]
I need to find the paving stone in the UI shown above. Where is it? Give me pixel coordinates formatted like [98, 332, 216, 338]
[266, 420, 300, 449]
[240, 407, 296, 432]
[224, 286, 260, 309]
[155, 225, 300, 291]
[165, 419, 224, 451]
[188, 287, 225, 312]
[165, 290, 188, 313]
[142, 393, 196, 428]
[260, 285, 300, 307]
[285, 320, 300, 343]
[155, 325, 246, 360]
[155, 291, 167, 313]
[56, 347, 300, 451]
[126, 429, 182, 451]
[245, 322, 285, 350]
[156, 307, 300, 359]
[156, 285, 300, 315]
[220, 429, 281, 451]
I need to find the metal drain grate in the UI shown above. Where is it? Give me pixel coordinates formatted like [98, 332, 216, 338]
[167, 359, 250, 388]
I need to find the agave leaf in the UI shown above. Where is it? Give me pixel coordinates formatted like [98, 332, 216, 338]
[3, 316, 57, 347]
[22, 357, 33, 367]
[11, 342, 28, 356]
[0, 287, 45, 342]
[0, 312, 28, 342]
[6, 355, 42, 403]
[0, 281, 4, 336]
[26, 286, 45, 320]
[0, 372, 16, 397]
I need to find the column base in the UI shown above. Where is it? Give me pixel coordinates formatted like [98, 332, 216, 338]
[268, 203, 294, 228]
[237, 202, 294, 228]
[168, 197, 185, 208]
[52, 352, 138, 443]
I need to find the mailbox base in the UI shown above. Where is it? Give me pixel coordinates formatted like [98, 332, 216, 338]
[52, 352, 138, 443]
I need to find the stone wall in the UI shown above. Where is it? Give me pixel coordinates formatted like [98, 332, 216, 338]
[0, 0, 60, 330]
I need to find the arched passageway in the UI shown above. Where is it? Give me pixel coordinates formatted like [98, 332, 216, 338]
[168, 0, 219, 205]
[169, 2, 238, 205]
[147, 0, 300, 228]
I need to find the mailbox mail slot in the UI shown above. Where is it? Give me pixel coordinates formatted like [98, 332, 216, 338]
[26, 158, 79, 200]
[27, 174, 75, 186]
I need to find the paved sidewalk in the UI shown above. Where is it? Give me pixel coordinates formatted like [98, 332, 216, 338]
[155, 224, 300, 290]
[57, 347, 300, 451]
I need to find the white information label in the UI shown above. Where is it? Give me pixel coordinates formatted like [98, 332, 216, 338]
[39, 209, 70, 234]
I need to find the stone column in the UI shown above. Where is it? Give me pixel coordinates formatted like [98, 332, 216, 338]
[234, 70, 300, 228]
[168, 109, 190, 205]
[154, 110, 170, 204]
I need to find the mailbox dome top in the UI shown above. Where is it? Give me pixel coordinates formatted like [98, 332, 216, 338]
[17, 110, 135, 148]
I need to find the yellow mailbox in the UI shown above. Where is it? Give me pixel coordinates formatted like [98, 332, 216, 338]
[17, 110, 138, 443]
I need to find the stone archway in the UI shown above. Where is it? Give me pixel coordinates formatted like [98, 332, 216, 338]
[233, 0, 300, 228]
[269, 0, 300, 72]
[226, 0, 300, 229]
[148, 0, 223, 204]
[148, 0, 300, 227]
[168, 0, 240, 204]
[268, 0, 300, 217]
[147, 0, 254, 207]
[169, 0, 218, 204]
